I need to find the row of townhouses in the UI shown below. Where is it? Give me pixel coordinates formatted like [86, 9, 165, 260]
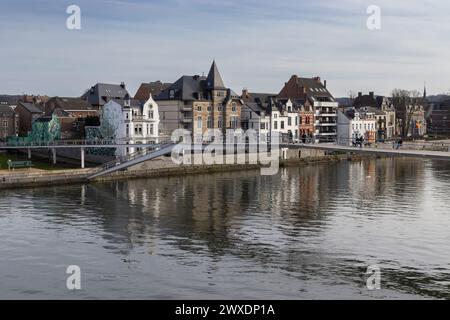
[0, 60, 444, 153]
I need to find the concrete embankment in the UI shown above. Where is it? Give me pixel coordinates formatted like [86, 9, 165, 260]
[0, 149, 384, 190]
[0, 169, 92, 190]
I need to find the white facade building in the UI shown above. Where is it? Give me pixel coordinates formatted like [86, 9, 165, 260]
[272, 99, 299, 142]
[101, 94, 160, 157]
[337, 109, 377, 146]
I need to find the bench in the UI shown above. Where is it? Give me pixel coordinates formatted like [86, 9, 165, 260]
[7, 160, 33, 170]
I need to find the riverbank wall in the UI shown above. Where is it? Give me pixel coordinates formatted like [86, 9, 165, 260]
[0, 149, 383, 190]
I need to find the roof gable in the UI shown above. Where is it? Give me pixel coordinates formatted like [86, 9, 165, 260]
[206, 61, 226, 90]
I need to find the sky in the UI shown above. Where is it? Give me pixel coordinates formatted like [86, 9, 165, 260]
[0, 0, 449, 98]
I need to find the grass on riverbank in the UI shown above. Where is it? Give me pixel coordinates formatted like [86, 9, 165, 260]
[0, 152, 76, 171]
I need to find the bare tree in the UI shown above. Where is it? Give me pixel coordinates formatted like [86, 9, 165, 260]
[391, 89, 424, 137]
[348, 90, 357, 108]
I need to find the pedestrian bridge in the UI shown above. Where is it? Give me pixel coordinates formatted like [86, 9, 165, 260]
[86, 142, 176, 180]
[288, 142, 450, 161]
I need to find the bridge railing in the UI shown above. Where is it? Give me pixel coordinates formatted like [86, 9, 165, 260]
[0, 136, 173, 148]
[96, 140, 175, 172]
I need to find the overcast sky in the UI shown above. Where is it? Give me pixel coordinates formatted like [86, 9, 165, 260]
[0, 0, 449, 98]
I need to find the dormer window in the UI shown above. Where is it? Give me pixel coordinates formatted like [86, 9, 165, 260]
[169, 90, 175, 99]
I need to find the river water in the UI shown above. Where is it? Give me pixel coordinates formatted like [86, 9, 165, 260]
[1, 158, 449, 299]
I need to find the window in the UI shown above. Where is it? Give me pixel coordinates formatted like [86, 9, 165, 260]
[218, 106, 223, 112]
[197, 116, 202, 129]
[218, 117, 223, 128]
[150, 124, 154, 135]
[126, 124, 129, 137]
[126, 112, 129, 120]
[300, 117, 303, 125]
[274, 121, 278, 130]
[169, 90, 175, 99]
[261, 123, 265, 130]
[230, 116, 238, 129]
[207, 116, 213, 129]
[295, 117, 298, 126]
[281, 121, 285, 129]
[197, 106, 202, 112]
[3, 120, 7, 129]
[134, 124, 143, 135]
[149, 110, 154, 119]
[207, 106, 212, 112]
[274, 114, 278, 119]
[288, 117, 292, 126]
[231, 102, 237, 112]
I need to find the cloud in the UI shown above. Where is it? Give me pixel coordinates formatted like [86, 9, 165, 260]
[0, 0, 449, 97]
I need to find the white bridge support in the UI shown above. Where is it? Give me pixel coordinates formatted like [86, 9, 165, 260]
[52, 148, 56, 165]
[81, 147, 85, 169]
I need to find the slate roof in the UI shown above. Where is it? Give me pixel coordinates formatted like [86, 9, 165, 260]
[0, 95, 21, 105]
[82, 83, 130, 106]
[206, 61, 226, 90]
[0, 105, 15, 116]
[18, 102, 43, 113]
[156, 61, 234, 102]
[44, 97, 97, 116]
[111, 98, 142, 109]
[156, 75, 208, 101]
[353, 94, 379, 108]
[278, 75, 334, 102]
[134, 81, 172, 101]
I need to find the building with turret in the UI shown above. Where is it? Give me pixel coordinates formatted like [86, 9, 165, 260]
[155, 61, 243, 139]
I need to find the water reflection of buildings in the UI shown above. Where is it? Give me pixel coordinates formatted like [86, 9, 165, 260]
[4, 157, 445, 298]
[22, 157, 429, 258]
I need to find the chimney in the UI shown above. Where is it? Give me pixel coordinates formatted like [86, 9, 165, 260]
[120, 82, 126, 89]
[358, 92, 362, 97]
[324, 80, 327, 88]
[314, 76, 321, 83]
[369, 91, 374, 97]
[242, 88, 248, 98]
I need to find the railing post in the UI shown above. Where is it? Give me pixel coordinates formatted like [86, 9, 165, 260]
[52, 148, 56, 165]
[81, 147, 85, 169]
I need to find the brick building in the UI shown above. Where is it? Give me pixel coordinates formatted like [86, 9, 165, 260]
[278, 75, 338, 142]
[155, 61, 243, 138]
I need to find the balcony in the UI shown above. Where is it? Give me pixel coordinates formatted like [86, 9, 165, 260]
[314, 101, 339, 108]
[316, 122, 337, 127]
[131, 115, 148, 122]
[181, 117, 193, 123]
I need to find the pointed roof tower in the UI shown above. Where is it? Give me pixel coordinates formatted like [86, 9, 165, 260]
[206, 61, 226, 90]
[423, 81, 427, 99]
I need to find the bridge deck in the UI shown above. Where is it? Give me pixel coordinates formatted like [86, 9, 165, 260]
[294, 143, 450, 161]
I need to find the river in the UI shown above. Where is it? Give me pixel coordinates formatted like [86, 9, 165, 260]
[1, 157, 449, 299]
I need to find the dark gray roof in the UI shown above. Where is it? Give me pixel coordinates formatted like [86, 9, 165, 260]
[364, 106, 386, 116]
[0, 95, 21, 105]
[242, 92, 276, 109]
[353, 94, 378, 108]
[82, 83, 129, 106]
[156, 75, 208, 101]
[18, 102, 43, 113]
[205, 61, 226, 90]
[111, 98, 142, 109]
[0, 105, 15, 116]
